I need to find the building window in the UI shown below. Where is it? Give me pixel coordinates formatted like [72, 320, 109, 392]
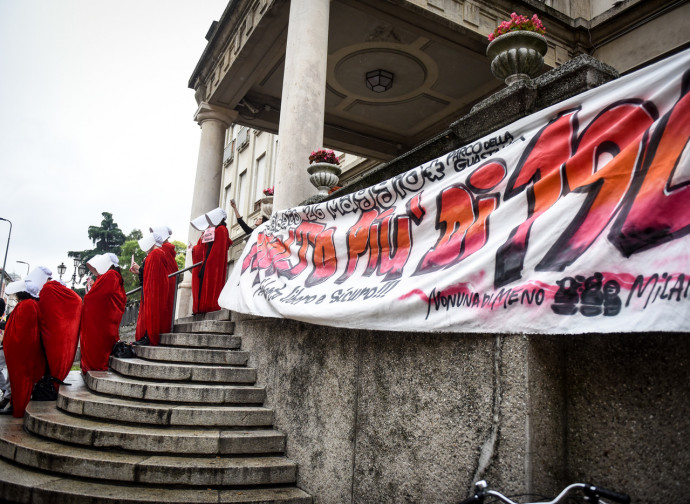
[237, 126, 249, 151]
[255, 154, 266, 201]
[223, 138, 235, 166]
[238, 170, 248, 215]
[225, 185, 233, 219]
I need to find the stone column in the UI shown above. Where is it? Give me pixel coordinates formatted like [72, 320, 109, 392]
[177, 102, 236, 318]
[273, 0, 330, 211]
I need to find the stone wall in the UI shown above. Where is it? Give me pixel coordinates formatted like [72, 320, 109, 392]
[232, 313, 690, 503]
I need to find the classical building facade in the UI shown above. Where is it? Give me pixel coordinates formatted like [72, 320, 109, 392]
[178, 0, 689, 316]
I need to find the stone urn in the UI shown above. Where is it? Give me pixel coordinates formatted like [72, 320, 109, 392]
[307, 162, 342, 197]
[260, 196, 273, 217]
[486, 31, 548, 86]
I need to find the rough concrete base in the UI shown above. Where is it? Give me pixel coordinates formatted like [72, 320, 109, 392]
[232, 314, 689, 504]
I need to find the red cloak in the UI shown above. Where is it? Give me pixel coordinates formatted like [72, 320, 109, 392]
[80, 269, 126, 374]
[3, 299, 45, 418]
[139, 244, 178, 345]
[38, 281, 82, 383]
[196, 224, 231, 313]
[191, 239, 206, 314]
[162, 241, 178, 324]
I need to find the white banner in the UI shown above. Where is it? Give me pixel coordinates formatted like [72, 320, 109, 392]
[219, 49, 690, 334]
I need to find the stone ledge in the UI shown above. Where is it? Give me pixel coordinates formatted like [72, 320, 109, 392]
[0, 456, 312, 504]
[109, 357, 257, 383]
[57, 377, 273, 427]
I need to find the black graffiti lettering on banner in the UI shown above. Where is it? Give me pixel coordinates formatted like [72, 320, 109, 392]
[280, 286, 327, 305]
[625, 272, 690, 309]
[484, 286, 545, 310]
[330, 280, 400, 304]
[551, 272, 622, 316]
[273, 209, 302, 230]
[254, 278, 286, 301]
[325, 164, 429, 219]
[425, 284, 545, 319]
[304, 204, 326, 221]
[447, 131, 516, 172]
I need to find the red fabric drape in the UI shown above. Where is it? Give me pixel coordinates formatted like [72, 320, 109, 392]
[4, 299, 45, 417]
[162, 242, 178, 328]
[38, 281, 82, 383]
[191, 239, 206, 314]
[135, 298, 146, 340]
[197, 224, 231, 313]
[140, 244, 178, 345]
[80, 270, 126, 374]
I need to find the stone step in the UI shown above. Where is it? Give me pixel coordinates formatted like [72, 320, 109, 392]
[160, 332, 241, 349]
[0, 457, 312, 504]
[84, 371, 266, 404]
[58, 375, 273, 427]
[110, 357, 257, 383]
[174, 319, 235, 334]
[24, 402, 287, 455]
[0, 416, 296, 486]
[134, 345, 249, 366]
[176, 309, 232, 324]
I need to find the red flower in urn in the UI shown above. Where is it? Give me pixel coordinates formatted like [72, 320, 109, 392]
[309, 149, 340, 165]
[488, 12, 546, 41]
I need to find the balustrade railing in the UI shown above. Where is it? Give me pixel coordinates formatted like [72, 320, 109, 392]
[121, 262, 203, 329]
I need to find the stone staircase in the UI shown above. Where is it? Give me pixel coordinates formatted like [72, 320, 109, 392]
[0, 310, 312, 504]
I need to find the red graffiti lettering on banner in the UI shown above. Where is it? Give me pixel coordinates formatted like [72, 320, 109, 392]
[495, 99, 659, 286]
[241, 222, 337, 287]
[337, 194, 424, 284]
[611, 70, 690, 255]
[537, 100, 657, 270]
[495, 110, 577, 286]
[416, 160, 504, 274]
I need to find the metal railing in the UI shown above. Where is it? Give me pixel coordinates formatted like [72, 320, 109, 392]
[123, 261, 203, 330]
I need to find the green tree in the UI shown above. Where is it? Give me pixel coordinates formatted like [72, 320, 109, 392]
[126, 229, 143, 241]
[89, 212, 126, 254]
[118, 236, 146, 298]
[172, 240, 187, 270]
[68, 212, 126, 264]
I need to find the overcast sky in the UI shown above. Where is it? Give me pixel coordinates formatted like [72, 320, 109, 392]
[0, 0, 228, 283]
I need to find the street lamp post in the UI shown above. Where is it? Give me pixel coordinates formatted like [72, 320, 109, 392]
[57, 262, 67, 281]
[70, 257, 87, 289]
[0, 217, 12, 297]
[16, 260, 30, 277]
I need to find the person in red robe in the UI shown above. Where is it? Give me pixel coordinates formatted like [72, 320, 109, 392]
[2, 267, 51, 417]
[38, 279, 82, 385]
[131, 227, 178, 346]
[190, 207, 232, 313]
[80, 254, 127, 374]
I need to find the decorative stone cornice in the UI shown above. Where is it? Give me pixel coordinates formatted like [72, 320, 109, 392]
[193, 0, 277, 102]
[193, 102, 237, 127]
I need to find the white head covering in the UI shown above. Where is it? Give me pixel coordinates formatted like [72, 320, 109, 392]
[206, 207, 227, 226]
[190, 214, 209, 231]
[190, 207, 227, 230]
[87, 253, 120, 276]
[149, 226, 172, 246]
[5, 266, 52, 297]
[138, 233, 157, 253]
[150, 226, 172, 238]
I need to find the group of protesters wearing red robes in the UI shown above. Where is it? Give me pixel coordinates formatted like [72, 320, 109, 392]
[1, 212, 231, 418]
[3, 267, 82, 417]
[79, 254, 127, 374]
[130, 226, 178, 346]
[190, 208, 231, 314]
